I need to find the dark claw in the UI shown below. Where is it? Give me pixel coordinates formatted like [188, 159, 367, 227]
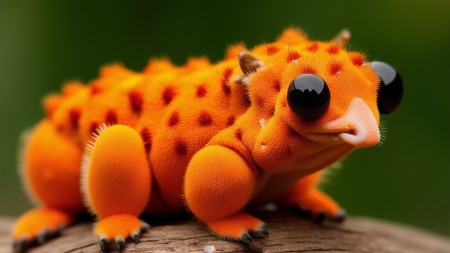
[56, 224, 66, 233]
[260, 223, 269, 237]
[116, 237, 125, 251]
[332, 209, 347, 223]
[240, 231, 253, 245]
[141, 222, 150, 231]
[99, 237, 109, 251]
[36, 229, 49, 244]
[315, 212, 327, 224]
[13, 238, 29, 253]
[131, 232, 140, 243]
[254, 223, 269, 237]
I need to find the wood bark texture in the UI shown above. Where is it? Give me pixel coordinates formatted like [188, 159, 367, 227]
[1, 211, 449, 253]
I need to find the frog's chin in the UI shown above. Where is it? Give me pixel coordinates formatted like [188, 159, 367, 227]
[253, 141, 353, 174]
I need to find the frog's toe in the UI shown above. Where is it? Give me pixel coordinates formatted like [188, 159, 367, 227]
[314, 212, 327, 224]
[99, 236, 127, 252]
[329, 209, 347, 223]
[291, 205, 346, 224]
[13, 223, 66, 252]
[238, 222, 269, 245]
[13, 238, 29, 253]
[239, 231, 253, 245]
[207, 212, 268, 245]
[95, 214, 149, 252]
[316, 209, 346, 223]
[251, 223, 269, 237]
[12, 208, 73, 252]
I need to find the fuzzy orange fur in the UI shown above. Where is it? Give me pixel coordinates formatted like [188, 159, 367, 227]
[13, 28, 383, 250]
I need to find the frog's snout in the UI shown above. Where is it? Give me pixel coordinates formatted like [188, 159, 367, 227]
[334, 98, 380, 147]
[304, 98, 380, 148]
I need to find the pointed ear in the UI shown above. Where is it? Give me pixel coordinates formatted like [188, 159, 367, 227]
[234, 51, 264, 85]
[331, 29, 351, 48]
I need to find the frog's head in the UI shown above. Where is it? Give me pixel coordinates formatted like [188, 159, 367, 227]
[235, 28, 403, 174]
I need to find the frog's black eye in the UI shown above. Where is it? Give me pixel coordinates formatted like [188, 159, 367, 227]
[287, 74, 330, 119]
[371, 61, 403, 114]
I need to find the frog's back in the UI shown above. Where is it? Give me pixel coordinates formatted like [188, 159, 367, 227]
[38, 28, 321, 212]
[42, 52, 254, 211]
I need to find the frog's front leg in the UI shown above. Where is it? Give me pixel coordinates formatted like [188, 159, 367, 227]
[82, 125, 150, 251]
[279, 171, 346, 223]
[185, 145, 268, 243]
[13, 120, 82, 252]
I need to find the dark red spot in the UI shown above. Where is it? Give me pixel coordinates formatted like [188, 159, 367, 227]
[306, 43, 319, 52]
[168, 111, 179, 127]
[162, 86, 176, 105]
[174, 140, 187, 155]
[227, 116, 235, 126]
[302, 66, 317, 75]
[89, 122, 99, 135]
[267, 45, 279, 55]
[329, 63, 342, 75]
[327, 46, 339, 54]
[255, 96, 265, 107]
[90, 86, 101, 95]
[235, 129, 242, 140]
[128, 90, 143, 113]
[105, 110, 118, 125]
[288, 126, 300, 137]
[221, 68, 233, 95]
[273, 80, 281, 92]
[351, 54, 365, 66]
[244, 96, 251, 106]
[287, 145, 292, 156]
[287, 51, 301, 62]
[140, 128, 152, 152]
[56, 124, 64, 133]
[69, 109, 81, 129]
[198, 111, 212, 126]
[196, 85, 207, 98]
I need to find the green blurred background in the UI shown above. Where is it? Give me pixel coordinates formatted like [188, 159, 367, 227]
[1, 0, 449, 236]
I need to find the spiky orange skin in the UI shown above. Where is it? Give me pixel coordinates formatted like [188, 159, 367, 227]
[15, 28, 381, 245]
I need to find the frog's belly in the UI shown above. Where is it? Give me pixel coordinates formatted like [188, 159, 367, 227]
[249, 170, 312, 207]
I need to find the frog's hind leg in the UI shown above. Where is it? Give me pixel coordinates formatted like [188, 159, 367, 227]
[81, 124, 150, 251]
[278, 171, 346, 223]
[185, 145, 268, 244]
[13, 120, 83, 252]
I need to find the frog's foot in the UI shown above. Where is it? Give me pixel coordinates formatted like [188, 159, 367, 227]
[207, 212, 268, 244]
[289, 188, 346, 224]
[95, 214, 150, 251]
[292, 205, 346, 224]
[12, 208, 73, 252]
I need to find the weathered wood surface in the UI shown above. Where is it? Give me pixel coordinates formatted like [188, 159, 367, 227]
[1, 211, 449, 253]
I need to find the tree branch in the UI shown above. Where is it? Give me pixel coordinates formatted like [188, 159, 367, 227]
[1, 211, 449, 253]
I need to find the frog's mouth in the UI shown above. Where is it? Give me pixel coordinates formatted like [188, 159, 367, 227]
[303, 98, 380, 147]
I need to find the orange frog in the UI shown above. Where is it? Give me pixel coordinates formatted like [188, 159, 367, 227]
[12, 28, 403, 251]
